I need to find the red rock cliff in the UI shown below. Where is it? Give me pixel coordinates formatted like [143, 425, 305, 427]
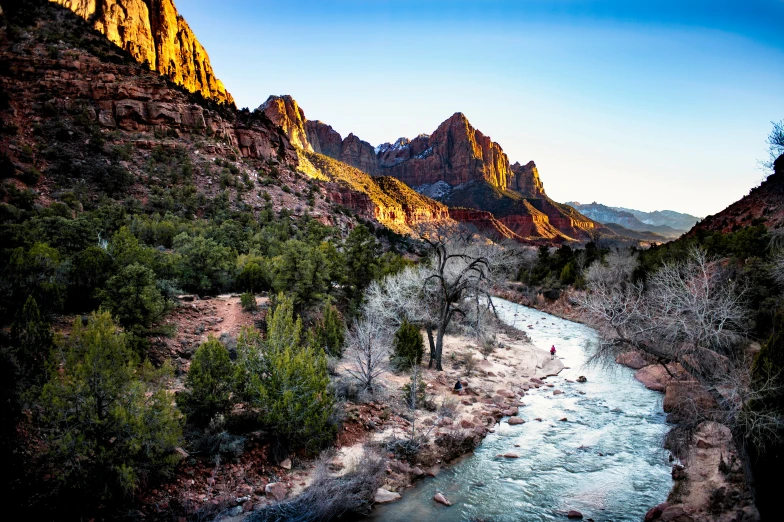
[51, 0, 234, 105]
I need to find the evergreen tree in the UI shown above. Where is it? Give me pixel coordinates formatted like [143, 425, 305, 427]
[178, 337, 235, 425]
[239, 294, 335, 457]
[9, 295, 52, 392]
[344, 224, 381, 293]
[311, 301, 345, 357]
[40, 312, 182, 506]
[391, 318, 424, 370]
[100, 263, 166, 328]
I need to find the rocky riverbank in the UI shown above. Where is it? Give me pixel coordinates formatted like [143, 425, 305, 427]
[493, 288, 761, 522]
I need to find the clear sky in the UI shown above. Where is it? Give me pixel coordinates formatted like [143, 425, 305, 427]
[177, 0, 784, 217]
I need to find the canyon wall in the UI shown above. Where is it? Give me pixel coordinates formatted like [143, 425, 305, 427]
[52, 0, 234, 105]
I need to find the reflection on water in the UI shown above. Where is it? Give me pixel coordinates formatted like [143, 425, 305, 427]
[367, 298, 671, 521]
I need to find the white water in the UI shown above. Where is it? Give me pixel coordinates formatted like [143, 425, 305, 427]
[368, 298, 672, 521]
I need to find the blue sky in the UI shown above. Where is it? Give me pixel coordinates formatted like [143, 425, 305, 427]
[178, 0, 784, 216]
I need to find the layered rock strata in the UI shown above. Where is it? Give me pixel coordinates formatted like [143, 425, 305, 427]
[52, 0, 234, 105]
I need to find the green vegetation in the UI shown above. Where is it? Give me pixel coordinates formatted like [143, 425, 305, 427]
[178, 337, 235, 425]
[40, 312, 182, 508]
[237, 295, 336, 458]
[392, 319, 424, 370]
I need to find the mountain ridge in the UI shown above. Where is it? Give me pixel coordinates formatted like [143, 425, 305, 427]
[260, 95, 600, 242]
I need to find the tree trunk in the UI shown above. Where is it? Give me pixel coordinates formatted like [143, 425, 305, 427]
[426, 324, 436, 368]
[435, 324, 445, 371]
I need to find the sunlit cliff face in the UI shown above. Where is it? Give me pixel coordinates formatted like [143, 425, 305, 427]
[51, 0, 234, 105]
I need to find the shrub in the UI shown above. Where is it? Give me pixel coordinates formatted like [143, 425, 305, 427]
[392, 319, 424, 369]
[247, 447, 385, 522]
[100, 263, 166, 328]
[240, 292, 258, 311]
[310, 302, 345, 357]
[178, 337, 235, 425]
[40, 312, 182, 506]
[237, 295, 335, 459]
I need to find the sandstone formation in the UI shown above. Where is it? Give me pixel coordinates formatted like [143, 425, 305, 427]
[52, 0, 234, 105]
[259, 95, 312, 151]
[256, 95, 598, 242]
[300, 151, 451, 234]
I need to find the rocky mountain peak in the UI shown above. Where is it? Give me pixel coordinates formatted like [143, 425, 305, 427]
[52, 0, 234, 105]
[259, 95, 312, 151]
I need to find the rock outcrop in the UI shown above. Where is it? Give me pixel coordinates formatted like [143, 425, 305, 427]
[52, 0, 234, 105]
[259, 95, 312, 151]
[380, 113, 519, 191]
[300, 151, 451, 234]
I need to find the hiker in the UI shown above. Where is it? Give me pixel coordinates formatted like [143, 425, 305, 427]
[454, 380, 465, 395]
[550, 345, 556, 359]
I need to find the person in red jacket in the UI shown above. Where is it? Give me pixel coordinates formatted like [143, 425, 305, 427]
[550, 345, 556, 360]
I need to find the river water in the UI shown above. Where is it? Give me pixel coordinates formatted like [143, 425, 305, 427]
[368, 298, 672, 521]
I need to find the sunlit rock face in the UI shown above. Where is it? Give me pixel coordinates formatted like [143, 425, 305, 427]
[51, 0, 234, 105]
[259, 95, 313, 151]
[380, 112, 517, 190]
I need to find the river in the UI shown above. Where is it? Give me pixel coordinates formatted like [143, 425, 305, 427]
[367, 298, 672, 521]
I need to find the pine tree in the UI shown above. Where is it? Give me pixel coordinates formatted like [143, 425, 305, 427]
[178, 337, 235, 425]
[311, 301, 345, 357]
[240, 294, 335, 457]
[40, 312, 182, 505]
[391, 318, 424, 370]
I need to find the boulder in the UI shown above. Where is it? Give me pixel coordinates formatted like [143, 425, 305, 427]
[374, 488, 401, 504]
[264, 482, 287, 501]
[280, 458, 292, 470]
[663, 381, 717, 414]
[616, 351, 649, 370]
[498, 451, 519, 458]
[577, 376, 587, 383]
[433, 492, 451, 506]
[634, 365, 675, 392]
[553, 389, 563, 395]
[567, 510, 583, 519]
[660, 506, 694, 522]
[496, 389, 516, 398]
[508, 416, 525, 425]
[645, 502, 669, 521]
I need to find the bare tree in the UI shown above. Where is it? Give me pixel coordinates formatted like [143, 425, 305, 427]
[582, 247, 783, 451]
[762, 120, 784, 170]
[417, 223, 491, 370]
[344, 316, 388, 393]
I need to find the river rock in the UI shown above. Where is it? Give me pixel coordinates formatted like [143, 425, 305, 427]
[499, 451, 519, 458]
[634, 365, 674, 392]
[434, 492, 451, 505]
[503, 407, 519, 416]
[553, 389, 563, 395]
[567, 510, 583, 519]
[265, 482, 287, 501]
[645, 502, 669, 521]
[663, 381, 717, 414]
[659, 506, 694, 522]
[577, 376, 587, 383]
[280, 458, 292, 470]
[508, 416, 525, 425]
[616, 351, 648, 369]
[374, 488, 401, 504]
[496, 389, 515, 398]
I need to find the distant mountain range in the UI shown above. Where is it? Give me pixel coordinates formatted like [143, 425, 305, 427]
[567, 202, 700, 239]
